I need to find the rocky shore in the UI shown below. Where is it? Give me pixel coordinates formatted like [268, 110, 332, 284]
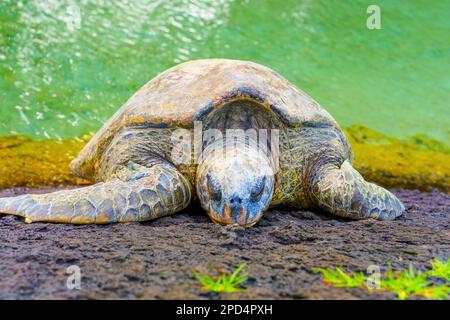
[0, 187, 448, 299]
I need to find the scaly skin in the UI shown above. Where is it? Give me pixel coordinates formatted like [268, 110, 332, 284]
[277, 125, 404, 219]
[0, 162, 191, 223]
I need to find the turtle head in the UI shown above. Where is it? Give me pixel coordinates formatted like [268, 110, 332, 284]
[197, 146, 274, 227]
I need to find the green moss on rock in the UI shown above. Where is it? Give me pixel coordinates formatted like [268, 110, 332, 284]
[0, 135, 91, 189]
[344, 126, 449, 192]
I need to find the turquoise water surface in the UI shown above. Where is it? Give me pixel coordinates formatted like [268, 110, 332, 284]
[1, 0, 449, 144]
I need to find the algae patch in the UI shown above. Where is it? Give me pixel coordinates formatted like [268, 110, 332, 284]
[0, 135, 91, 189]
[344, 126, 450, 192]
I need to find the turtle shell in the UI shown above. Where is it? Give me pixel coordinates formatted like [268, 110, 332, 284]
[72, 59, 341, 178]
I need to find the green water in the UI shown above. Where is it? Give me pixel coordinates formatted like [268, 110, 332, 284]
[1, 0, 449, 144]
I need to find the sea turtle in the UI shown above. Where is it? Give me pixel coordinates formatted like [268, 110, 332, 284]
[0, 59, 404, 226]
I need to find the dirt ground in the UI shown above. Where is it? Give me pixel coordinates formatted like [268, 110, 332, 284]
[0, 187, 448, 300]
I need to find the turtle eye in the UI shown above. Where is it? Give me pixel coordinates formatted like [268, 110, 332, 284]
[207, 174, 222, 202]
[251, 176, 266, 202]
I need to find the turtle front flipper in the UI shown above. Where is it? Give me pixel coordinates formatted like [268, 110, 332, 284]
[309, 160, 405, 220]
[0, 162, 191, 224]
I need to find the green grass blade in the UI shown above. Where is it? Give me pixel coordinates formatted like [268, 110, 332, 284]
[193, 263, 249, 293]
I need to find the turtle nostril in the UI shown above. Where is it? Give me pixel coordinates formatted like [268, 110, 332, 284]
[230, 196, 242, 205]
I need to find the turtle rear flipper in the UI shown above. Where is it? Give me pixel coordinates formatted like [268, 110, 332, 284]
[309, 160, 405, 220]
[0, 162, 191, 224]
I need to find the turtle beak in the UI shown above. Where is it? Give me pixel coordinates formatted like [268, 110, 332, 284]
[235, 206, 247, 225]
[224, 205, 232, 221]
[208, 205, 254, 227]
[224, 204, 247, 225]
[208, 205, 235, 225]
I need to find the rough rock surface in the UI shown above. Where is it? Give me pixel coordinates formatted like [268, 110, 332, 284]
[0, 187, 448, 299]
